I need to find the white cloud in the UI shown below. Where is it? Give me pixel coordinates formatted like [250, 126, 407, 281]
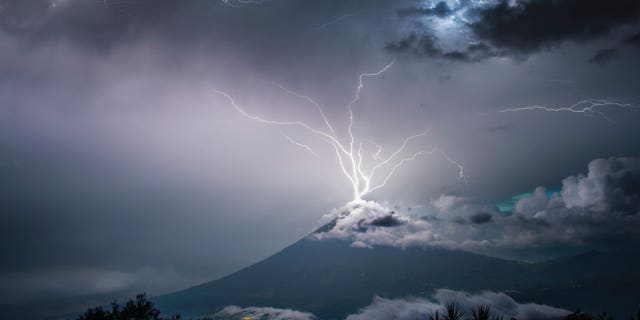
[347, 289, 569, 320]
[209, 290, 568, 320]
[560, 157, 640, 214]
[312, 200, 439, 249]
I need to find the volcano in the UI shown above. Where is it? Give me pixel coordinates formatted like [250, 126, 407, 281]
[155, 204, 640, 319]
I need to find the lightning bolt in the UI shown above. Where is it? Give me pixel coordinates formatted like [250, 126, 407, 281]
[312, 14, 355, 30]
[279, 130, 318, 157]
[219, 0, 270, 7]
[48, 0, 140, 17]
[215, 61, 464, 201]
[498, 98, 640, 122]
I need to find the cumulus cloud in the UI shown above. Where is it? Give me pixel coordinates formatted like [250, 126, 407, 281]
[211, 305, 316, 320]
[346, 289, 569, 320]
[561, 157, 640, 213]
[314, 157, 640, 256]
[501, 157, 640, 248]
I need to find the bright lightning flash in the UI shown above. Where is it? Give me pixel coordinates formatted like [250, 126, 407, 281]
[214, 61, 464, 202]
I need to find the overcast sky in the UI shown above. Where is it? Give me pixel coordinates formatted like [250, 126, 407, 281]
[1, 0, 640, 309]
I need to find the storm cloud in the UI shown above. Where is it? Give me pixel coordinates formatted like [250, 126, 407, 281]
[390, 0, 640, 61]
[470, 0, 640, 54]
[589, 48, 619, 65]
[385, 32, 499, 62]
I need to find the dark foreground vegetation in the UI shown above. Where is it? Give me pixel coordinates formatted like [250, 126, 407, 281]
[77, 293, 181, 320]
[77, 293, 640, 320]
[428, 304, 640, 320]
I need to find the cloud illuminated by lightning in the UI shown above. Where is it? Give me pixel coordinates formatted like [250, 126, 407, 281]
[498, 98, 640, 122]
[214, 61, 464, 202]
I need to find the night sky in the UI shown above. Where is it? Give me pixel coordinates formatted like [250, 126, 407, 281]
[1, 0, 640, 310]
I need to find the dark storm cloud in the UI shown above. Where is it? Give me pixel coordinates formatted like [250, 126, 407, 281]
[585, 29, 640, 64]
[469, 0, 640, 54]
[369, 214, 405, 227]
[624, 31, 640, 46]
[588, 48, 619, 65]
[469, 212, 492, 224]
[385, 32, 498, 62]
[389, 0, 640, 62]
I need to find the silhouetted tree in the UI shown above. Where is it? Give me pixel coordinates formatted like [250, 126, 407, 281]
[429, 303, 507, 320]
[597, 311, 614, 320]
[77, 307, 109, 320]
[77, 293, 180, 320]
[443, 303, 464, 320]
[471, 305, 491, 320]
[471, 305, 503, 320]
[428, 310, 442, 320]
[565, 309, 594, 320]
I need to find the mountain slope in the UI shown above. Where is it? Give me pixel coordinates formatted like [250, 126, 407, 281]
[156, 236, 528, 319]
[156, 228, 640, 319]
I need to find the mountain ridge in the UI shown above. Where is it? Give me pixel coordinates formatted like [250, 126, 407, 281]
[152, 203, 640, 319]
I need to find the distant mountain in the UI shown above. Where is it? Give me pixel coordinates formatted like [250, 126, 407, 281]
[511, 250, 640, 319]
[155, 223, 640, 319]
